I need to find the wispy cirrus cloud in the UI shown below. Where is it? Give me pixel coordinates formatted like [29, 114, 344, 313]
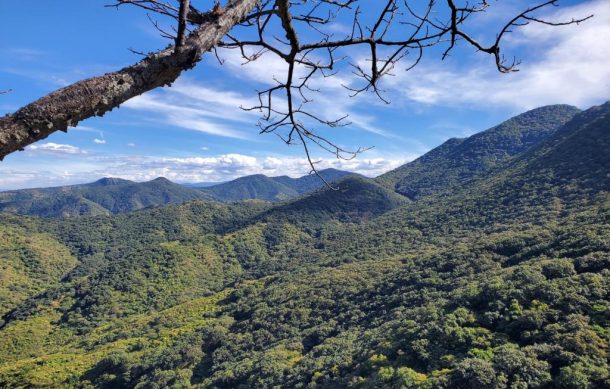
[2, 48, 48, 61]
[123, 80, 258, 140]
[71, 125, 100, 133]
[389, 0, 610, 110]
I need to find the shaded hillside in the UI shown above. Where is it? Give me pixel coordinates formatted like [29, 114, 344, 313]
[377, 104, 581, 199]
[320, 101, 610, 261]
[0, 177, 213, 217]
[259, 175, 408, 224]
[201, 168, 352, 202]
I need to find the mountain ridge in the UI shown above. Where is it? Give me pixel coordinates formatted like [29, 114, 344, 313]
[377, 104, 581, 199]
[0, 169, 355, 217]
[0, 177, 212, 217]
[200, 168, 354, 202]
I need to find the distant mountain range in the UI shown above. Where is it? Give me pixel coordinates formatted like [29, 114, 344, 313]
[0, 168, 353, 217]
[0, 104, 597, 219]
[200, 168, 353, 202]
[0, 176, 212, 217]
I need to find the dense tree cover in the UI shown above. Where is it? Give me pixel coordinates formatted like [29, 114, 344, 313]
[0, 103, 608, 387]
[377, 105, 581, 200]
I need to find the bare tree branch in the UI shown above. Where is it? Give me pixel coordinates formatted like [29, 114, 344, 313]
[218, 0, 590, 178]
[0, 0, 592, 180]
[0, 0, 258, 160]
[175, 0, 191, 49]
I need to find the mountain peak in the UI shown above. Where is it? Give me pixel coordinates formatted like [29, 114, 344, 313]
[91, 177, 132, 186]
[150, 177, 173, 184]
[377, 103, 581, 199]
[201, 169, 353, 202]
[260, 175, 407, 223]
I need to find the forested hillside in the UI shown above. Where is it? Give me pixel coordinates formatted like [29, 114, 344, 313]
[0, 177, 213, 217]
[377, 105, 581, 199]
[0, 103, 607, 388]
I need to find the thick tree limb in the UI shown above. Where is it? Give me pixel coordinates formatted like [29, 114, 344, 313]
[0, 0, 591, 170]
[0, 0, 258, 160]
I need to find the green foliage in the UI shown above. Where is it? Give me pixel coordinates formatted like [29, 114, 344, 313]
[377, 104, 581, 199]
[0, 221, 78, 318]
[0, 102, 608, 388]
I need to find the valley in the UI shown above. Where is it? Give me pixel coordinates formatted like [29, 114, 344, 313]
[0, 103, 608, 388]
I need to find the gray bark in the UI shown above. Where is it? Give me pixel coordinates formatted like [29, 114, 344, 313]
[0, 0, 258, 160]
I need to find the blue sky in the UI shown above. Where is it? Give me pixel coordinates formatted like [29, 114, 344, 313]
[0, 0, 608, 189]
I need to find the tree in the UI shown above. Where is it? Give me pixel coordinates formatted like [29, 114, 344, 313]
[0, 0, 590, 176]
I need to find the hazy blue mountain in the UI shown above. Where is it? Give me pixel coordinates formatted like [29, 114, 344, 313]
[273, 168, 353, 193]
[0, 177, 212, 217]
[202, 174, 298, 202]
[377, 104, 581, 199]
[0, 168, 352, 217]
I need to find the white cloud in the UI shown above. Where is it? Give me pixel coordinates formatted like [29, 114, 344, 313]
[71, 125, 99, 132]
[123, 80, 257, 140]
[27, 142, 87, 155]
[219, 49, 294, 85]
[200, 146, 209, 151]
[93, 138, 106, 144]
[0, 67, 70, 87]
[2, 48, 47, 61]
[127, 143, 136, 147]
[0, 152, 411, 190]
[391, 0, 610, 110]
[0, 170, 40, 190]
[101, 153, 408, 183]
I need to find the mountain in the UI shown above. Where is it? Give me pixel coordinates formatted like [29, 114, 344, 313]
[202, 174, 298, 202]
[0, 168, 352, 217]
[468, 101, 610, 213]
[273, 168, 353, 193]
[201, 168, 353, 202]
[335, 102, 610, 259]
[0, 177, 212, 217]
[0, 103, 607, 388]
[259, 175, 408, 224]
[377, 104, 581, 199]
